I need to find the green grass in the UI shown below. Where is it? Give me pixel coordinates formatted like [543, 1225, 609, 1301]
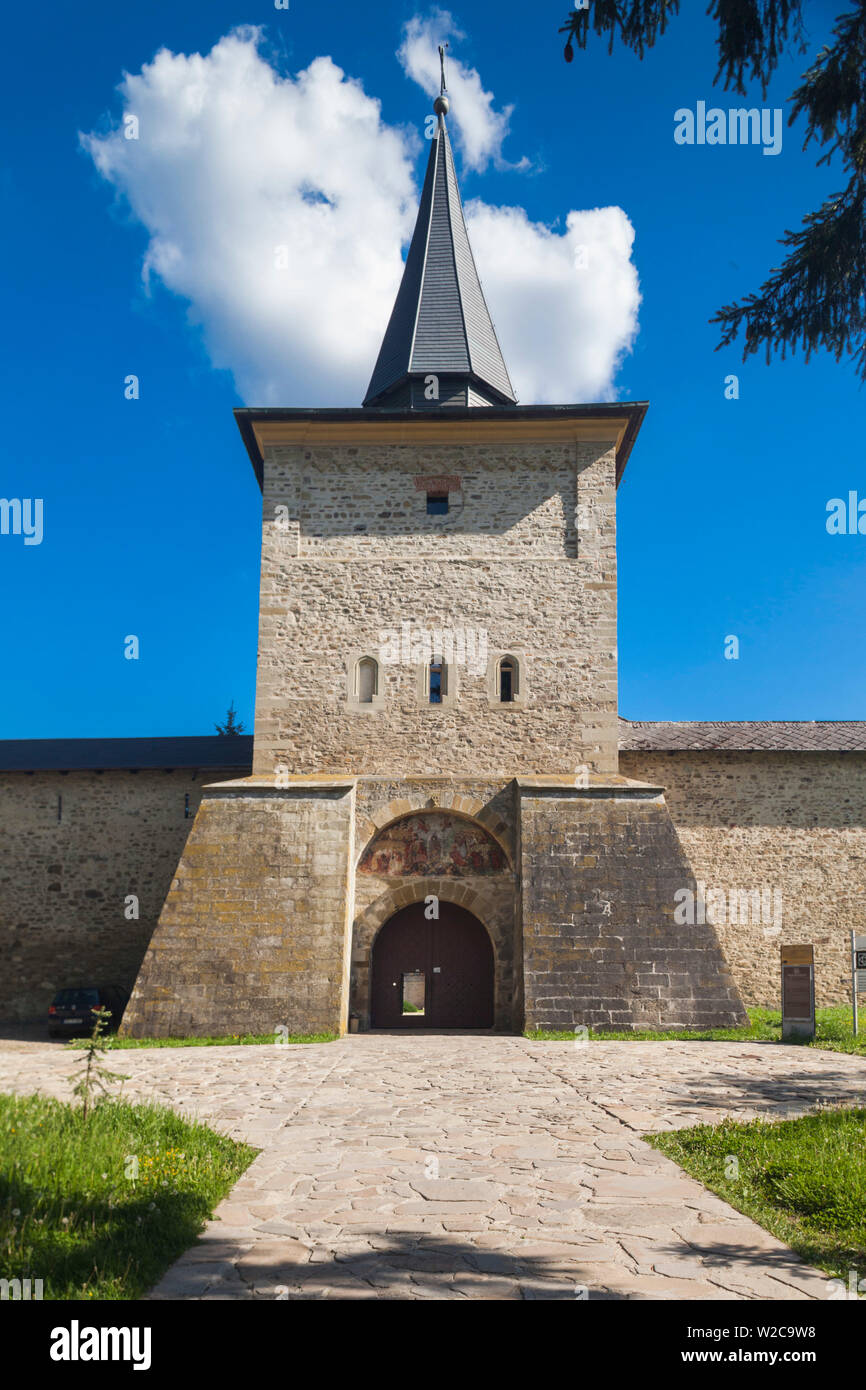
[649, 1107, 866, 1286]
[0, 1093, 257, 1300]
[70, 1031, 337, 1050]
[526, 1005, 866, 1055]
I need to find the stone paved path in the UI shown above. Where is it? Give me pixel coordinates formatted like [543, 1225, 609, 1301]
[2, 1033, 864, 1300]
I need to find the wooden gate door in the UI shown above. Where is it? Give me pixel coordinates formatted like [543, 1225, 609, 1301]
[370, 901, 494, 1029]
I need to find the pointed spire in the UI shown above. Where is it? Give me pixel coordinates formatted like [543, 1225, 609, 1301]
[363, 75, 517, 410]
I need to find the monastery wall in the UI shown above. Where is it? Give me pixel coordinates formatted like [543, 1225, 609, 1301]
[0, 767, 245, 1021]
[4, 749, 863, 1028]
[619, 750, 866, 1007]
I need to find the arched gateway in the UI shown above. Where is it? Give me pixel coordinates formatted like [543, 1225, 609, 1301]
[370, 902, 494, 1029]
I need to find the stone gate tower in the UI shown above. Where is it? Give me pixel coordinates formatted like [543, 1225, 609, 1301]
[121, 87, 745, 1038]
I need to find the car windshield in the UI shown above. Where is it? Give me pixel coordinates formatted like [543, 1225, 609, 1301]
[53, 988, 99, 1007]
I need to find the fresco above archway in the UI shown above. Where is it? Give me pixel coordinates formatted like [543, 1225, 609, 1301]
[358, 813, 507, 877]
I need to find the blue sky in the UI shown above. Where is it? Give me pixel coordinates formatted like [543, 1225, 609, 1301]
[1, 1, 863, 739]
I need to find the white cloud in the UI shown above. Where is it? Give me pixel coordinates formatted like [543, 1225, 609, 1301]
[82, 28, 419, 406]
[466, 202, 641, 403]
[82, 25, 640, 408]
[397, 10, 528, 173]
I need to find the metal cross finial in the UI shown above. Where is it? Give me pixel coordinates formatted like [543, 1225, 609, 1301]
[438, 43, 448, 95]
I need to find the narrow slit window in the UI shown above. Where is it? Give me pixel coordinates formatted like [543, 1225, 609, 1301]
[499, 656, 518, 703]
[357, 657, 378, 704]
[426, 492, 449, 516]
[429, 659, 447, 704]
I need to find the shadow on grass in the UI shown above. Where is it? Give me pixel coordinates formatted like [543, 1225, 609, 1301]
[0, 1182, 232, 1301]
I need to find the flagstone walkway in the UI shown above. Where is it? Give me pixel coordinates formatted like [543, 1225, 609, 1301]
[2, 1033, 864, 1300]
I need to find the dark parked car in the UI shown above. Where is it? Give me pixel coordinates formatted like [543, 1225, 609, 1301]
[47, 986, 130, 1037]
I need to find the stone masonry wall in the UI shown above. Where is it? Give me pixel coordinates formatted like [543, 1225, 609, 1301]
[519, 785, 746, 1032]
[120, 782, 355, 1038]
[620, 751, 866, 1007]
[0, 767, 245, 1022]
[5, 752, 862, 1029]
[253, 438, 619, 778]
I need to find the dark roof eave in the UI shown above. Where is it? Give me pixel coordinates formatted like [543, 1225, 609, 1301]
[362, 370, 519, 411]
[0, 735, 255, 774]
[235, 401, 648, 492]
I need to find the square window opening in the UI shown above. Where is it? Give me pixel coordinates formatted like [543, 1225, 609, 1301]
[427, 492, 449, 516]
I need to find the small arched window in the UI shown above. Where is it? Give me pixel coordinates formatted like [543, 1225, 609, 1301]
[499, 656, 519, 703]
[429, 658, 447, 704]
[357, 656, 378, 704]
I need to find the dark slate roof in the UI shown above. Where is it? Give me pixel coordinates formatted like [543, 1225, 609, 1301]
[619, 720, 866, 752]
[3, 725, 864, 770]
[364, 111, 517, 409]
[0, 736, 255, 772]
